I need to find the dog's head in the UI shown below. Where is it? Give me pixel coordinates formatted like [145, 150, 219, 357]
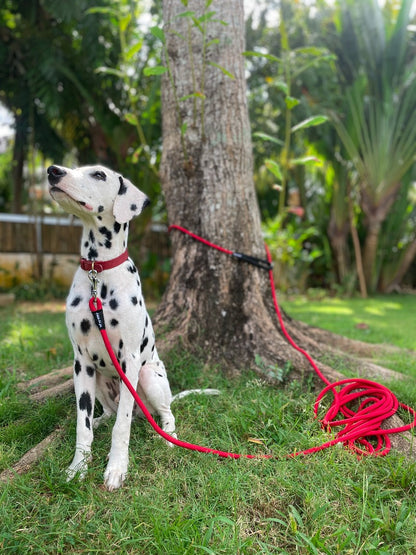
[47, 164, 149, 224]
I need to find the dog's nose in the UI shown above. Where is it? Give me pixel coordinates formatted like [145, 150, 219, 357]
[47, 165, 67, 185]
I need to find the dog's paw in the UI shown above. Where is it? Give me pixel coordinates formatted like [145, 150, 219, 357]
[104, 462, 128, 491]
[66, 460, 88, 482]
[165, 431, 177, 448]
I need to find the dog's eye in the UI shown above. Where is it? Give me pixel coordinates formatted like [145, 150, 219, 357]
[91, 171, 106, 181]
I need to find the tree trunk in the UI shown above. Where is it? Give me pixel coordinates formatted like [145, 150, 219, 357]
[360, 185, 400, 293]
[383, 239, 416, 293]
[155, 0, 309, 376]
[12, 112, 27, 214]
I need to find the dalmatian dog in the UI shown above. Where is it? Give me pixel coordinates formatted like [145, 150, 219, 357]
[46, 164, 177, 490]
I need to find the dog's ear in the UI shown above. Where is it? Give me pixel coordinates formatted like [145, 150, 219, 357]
[113, 176, 150, 223]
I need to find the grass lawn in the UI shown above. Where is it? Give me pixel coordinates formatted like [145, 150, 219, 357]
[1, 295, 416, 554]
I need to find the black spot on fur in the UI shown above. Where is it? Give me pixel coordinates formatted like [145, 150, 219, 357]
[118, 176, 127, 195]
[131, 296, 138, 305]
[119, 339, 124, 349]
[79, 392, 92, 416]
[88, 247, 98, 260]
[74, 360, 81, 375]
[80, 319, 91, 335]
[109, 298, 118, 310]
[89, 230, 95, 243]
[71, 296, 82, 307]
[101, 284, 107, 299]
[140, 337, 149, 353]
[86, 366, 95, 377]
[92, 353, 98, 361]
[130, 203, 137, 212]
[110, 319, 119, 327]
[85, 417, 91, 430]
[114, 222, 121, 234]
[99, 359, 106, 367]
[121, 361, 127, 373]
[99, 226, 112, 241]
[105, 239, 112, 249]
[98, 205, 104, 213]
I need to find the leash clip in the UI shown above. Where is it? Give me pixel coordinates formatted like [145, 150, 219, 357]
[88, 261, 100, 300]
[232, 252, 273, 271]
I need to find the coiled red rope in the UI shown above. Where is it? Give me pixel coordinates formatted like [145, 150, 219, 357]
[89, 225, 416, 459]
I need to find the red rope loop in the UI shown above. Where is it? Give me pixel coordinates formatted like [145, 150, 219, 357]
[166, 227, 416, 458]
[89, 225, 416, 460]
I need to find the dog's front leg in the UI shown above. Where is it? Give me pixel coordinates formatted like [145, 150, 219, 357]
[66, 358, 96, 482]
[104, 356, 138, 490]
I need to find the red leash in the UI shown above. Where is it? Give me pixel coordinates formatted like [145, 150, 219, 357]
[88, 226, 416, 459]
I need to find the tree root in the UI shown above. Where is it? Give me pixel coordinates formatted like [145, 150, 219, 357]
[0, 428, 62, 483]
[17, 366, 73, 401]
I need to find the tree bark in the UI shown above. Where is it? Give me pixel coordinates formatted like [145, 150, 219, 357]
[383, 239, 416, 293]
[360, 185, 400, 293]
[156, 0, 306, 374]
[11, 112, 27, 214]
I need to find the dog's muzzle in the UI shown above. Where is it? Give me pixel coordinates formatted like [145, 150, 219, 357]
[47, 165, 67, 186]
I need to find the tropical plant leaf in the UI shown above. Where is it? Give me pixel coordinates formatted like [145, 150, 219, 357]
[143, 66, 168, 76]
[150, 25, 165, 44]
[285, 96, 300, 110]
[208, 62, 235, 79]
[290, 156, 321, 166]
[253, 132, 283, 146]
[179, 92, 205, 102]
[265, 159, 283, 181]
[94, 67, 126, 79]
[176, 10, 195, 18]
[124, 113, 138, 126]
[125, 41, 143, 61]
[242, 50, 280, 63]
[291, 115, 328, 132]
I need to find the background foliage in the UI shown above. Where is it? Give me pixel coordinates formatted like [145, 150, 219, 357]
[0, 0, 415, 295]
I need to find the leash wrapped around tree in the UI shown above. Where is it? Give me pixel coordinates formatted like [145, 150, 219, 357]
[90, 226, 416, 460]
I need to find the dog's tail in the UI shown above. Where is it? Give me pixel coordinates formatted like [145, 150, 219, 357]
[171, 389, 220, 403]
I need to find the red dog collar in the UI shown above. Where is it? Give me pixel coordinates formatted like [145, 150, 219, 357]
[80, 250, 129, 273]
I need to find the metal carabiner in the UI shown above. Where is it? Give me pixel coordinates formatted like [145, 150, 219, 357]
[88, 261, 100, 300]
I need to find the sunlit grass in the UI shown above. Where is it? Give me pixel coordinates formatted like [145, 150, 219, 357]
[282, 294, 416, 351]
[0, 297, 416, 553]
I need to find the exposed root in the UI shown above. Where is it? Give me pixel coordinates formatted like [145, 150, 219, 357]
[0, 429, 62, 483]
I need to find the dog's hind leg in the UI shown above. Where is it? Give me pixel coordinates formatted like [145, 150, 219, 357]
[94, 375, 119, 429]
[137, 361, 176, 443]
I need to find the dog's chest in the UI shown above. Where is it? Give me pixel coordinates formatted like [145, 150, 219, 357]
[66, 263, 149, 372]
